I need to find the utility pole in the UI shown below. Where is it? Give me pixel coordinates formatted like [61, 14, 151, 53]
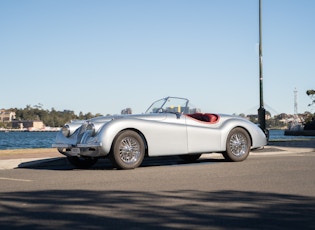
[258, 0, 266, 133]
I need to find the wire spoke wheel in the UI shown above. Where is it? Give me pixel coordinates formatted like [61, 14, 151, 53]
[119, 137, 141, 164]
[229, 133, 248, 157]
[223, 128, 251, 162]
[111, 130, 145, 169]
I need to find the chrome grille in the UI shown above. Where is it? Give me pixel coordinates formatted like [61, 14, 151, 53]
[76, 122, 88, 142]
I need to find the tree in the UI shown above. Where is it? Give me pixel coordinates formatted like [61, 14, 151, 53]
[304, 90, 315, 130]
[306, 89, 315, 107]
[7, 105, 103, 128]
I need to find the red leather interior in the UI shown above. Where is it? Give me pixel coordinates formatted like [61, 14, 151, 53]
[186, 113, 219, 123]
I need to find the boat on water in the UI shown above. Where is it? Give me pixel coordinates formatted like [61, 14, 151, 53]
[285, 129, 315, 136]
[284, 118, 315, 136]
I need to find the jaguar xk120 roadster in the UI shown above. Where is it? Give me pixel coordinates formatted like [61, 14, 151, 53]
[52, 96, 267, 169]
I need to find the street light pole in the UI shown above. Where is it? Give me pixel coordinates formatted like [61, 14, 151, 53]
[258, 0, 266, 133]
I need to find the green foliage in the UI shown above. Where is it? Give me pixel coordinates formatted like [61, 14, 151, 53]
[303, 111, 315, 130]
[306, 89, 315, 107]
[266, 118, 285, 129]
[306, 89, 315, 96]
[0, 122, 12, 129]
[12, 106, 103, 127]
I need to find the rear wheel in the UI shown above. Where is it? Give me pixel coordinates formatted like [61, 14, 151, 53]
[110, 130, 145, 169]
[179, 154, 201, 163]
[223, 128, 251, 162]
[67, 156, 98, 169]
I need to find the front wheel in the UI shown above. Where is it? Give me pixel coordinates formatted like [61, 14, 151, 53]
[67, 156, 98, 169]
[110, 130, 145, 170]
[223, 128, 251, 162]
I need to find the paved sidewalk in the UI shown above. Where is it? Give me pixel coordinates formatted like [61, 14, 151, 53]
[0, 148, 62, 170]
[0, 140, 314, 170]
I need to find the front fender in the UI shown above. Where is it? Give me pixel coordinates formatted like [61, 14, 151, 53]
[96, 118, 145, 154]
[96, 116, 188, 156]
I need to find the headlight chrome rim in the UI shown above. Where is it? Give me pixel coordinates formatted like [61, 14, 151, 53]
[61, 125, 70, 137]
[86, 123, 96, 136]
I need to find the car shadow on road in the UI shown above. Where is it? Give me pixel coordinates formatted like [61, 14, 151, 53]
[17, 156, 226, 171]
[0, 189, 314, 230]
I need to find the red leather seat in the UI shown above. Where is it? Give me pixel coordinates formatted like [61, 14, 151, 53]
[187, 113, 219, 123]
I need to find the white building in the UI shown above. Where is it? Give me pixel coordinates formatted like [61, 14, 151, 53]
[0, 109, 16, 122]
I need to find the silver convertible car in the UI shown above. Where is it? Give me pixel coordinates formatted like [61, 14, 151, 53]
[52, 97, 267, 169]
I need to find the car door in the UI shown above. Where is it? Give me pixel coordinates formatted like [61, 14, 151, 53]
[144, 113, 188, 156]
[185, 115, 221, 153]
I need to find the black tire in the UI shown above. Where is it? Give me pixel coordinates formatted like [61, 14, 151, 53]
[67, 156, 98, 169]
[223, 128, 251, 162]
[110, 130, 145, 169]
[179, 154, 202, 163]
[57, 148, 65, 154]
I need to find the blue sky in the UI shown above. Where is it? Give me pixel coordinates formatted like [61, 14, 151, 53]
[1, 0, 314, 116]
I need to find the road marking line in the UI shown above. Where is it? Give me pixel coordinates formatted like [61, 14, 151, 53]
[0, 177, 32, 182]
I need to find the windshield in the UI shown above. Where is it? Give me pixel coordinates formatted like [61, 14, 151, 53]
[145, 97, 190, 114]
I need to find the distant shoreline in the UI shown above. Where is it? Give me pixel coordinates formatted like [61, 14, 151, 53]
[0, 129, 59, 132]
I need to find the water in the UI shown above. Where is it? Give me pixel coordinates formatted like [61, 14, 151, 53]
[269, 129, 315, 141]
[0, 132, 57, 150]
[0, 130, 314, 150]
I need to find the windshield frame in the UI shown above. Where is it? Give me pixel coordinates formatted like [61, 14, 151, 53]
[145, 97, 190, 114]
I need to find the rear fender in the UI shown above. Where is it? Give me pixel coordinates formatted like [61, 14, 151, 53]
[219, 120, 254, 150]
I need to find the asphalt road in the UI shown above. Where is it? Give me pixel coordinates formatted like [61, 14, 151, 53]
[1, 150, 315, 230]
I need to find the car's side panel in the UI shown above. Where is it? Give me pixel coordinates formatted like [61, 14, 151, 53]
[186, 115, 267, 153]
[185, 117, 222, 153]
[142, 118, 188, 156]
[99, 114, 188, 157]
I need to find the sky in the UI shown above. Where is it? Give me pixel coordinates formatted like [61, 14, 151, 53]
[0, 0, 314, 116]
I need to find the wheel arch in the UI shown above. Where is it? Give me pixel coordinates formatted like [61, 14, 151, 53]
[234, 126, 253, 147]
[221, 125, 253, 150]
[110, 128, 149, 156]
[223, 126, 252, 162]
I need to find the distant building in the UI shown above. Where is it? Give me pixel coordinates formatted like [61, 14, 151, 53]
[121, 108, 132, 114]
[164, 106, 201, 114]
[189, 107, 201, 114]
[247, 113, 271, 122]
[0, 110, 16, 122]
[11, 120, 45, 130]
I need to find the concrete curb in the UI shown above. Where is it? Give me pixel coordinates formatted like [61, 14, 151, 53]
[0, 158, 62, 170]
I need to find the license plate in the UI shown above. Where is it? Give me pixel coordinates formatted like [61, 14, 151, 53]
[71, 148, 80, 154]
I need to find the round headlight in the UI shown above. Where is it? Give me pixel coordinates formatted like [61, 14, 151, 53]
[86, 123, 96, 136]
[61, 125, 70, 137]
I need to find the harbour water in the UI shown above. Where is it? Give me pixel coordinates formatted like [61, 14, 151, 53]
[0, 131, 57, 150]
[0, 130, 314, 150]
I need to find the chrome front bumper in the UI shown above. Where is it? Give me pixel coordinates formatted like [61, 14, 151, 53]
[52, 142, 104, 157]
